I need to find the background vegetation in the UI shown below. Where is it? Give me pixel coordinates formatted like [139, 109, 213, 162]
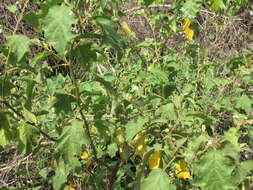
[0, 0, 253, 189]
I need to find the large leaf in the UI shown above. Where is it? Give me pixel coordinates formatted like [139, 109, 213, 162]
[140, 169, 176, 190]
[42, 5, 77, 55]
[125, 116, 149, 142]
[192, 148, 236, 190]
[6, 34, 30, 61]
[56, 120, 90, 167]
[53, 93, 76, 114]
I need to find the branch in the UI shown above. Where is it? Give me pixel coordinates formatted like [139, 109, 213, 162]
[1, 100, 57, 142]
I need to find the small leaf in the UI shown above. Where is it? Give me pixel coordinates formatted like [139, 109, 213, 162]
[23, 12, 40, 29]
[236, 95, 252, 114]
[23, 108, 37, 123]
[148, 64, 169, 83]
[95, 16, 124, 58]
[144, 0, 156, 6]
[175, 160, 191, 179]
[24, 79, 36, 110]
[140, 169, 176, 190]
[31, 51, 53, 65]
[210, 0, 226, 13]
[7, 5, 18, 13]
[6, 35, 30, 61]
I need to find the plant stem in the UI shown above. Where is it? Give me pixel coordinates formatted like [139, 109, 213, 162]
[66, 59, 98, 161]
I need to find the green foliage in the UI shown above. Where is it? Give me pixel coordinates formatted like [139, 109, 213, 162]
[125, 116, 149, 142]
[6, 35, 30, 61]
[0, 112, 13, 147]
[0, 0, 252, 189]
[42, 5, 77, 56]
[192, 148, 236, 190]
[209, 0, 226, 12]
[140, 169, 176, 190]
[56, 120, 90, 167]
[180, 0, 202, 19]
[236, 95, 253, 114]
[17, 124, 38, 154]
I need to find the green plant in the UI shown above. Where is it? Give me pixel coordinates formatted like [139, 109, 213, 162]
[0, 0, 252, 189]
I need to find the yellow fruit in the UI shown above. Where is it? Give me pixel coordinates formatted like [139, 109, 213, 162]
[80, 151, 91, 167]
[175, 160, 191, 179]
[183, 19, 191, 30]
[148, 150, 163, 169]
[184, 28, 194, 40]
[120, 21, 132, 38]
[132, 131, 147, 158]
[90, 125, 97, 134]
[80, 151, 89, 159]
[64, 182, 76, 190]
[183, 19, 194, 40]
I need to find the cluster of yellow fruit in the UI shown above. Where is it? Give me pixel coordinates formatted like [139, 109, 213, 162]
[132, 131, 191, 179]
[79, 129, 191, 184]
